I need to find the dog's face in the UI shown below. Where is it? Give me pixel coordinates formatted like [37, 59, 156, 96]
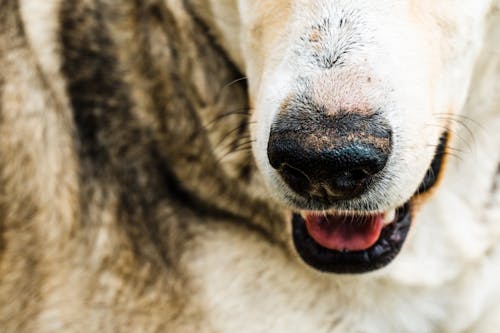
[207, 0, 492, 273]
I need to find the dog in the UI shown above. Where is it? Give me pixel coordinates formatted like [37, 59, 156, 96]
[0, 0, 499, 332]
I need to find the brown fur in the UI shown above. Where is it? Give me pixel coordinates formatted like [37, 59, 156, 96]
[1, 0, 499, 331]
[0, 1, 284, 331]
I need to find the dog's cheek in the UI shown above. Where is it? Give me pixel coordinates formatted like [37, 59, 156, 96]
[250, 67, 297, 199]
[237, 0, 292, 97]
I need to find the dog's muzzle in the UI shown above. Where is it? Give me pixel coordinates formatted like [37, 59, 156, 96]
[267, 106, 449, 273]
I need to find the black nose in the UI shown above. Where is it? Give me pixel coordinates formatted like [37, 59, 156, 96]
[267, 111, 392, 201]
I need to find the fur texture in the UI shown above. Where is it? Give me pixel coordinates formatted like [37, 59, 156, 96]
[0, 0, 498, 332]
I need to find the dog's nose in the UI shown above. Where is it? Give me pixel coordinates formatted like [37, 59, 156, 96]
[268, 140, 388, 199]
[267, 111, 392, 201]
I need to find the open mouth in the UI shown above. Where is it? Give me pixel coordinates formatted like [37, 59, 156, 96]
[292, 132, 449, 274]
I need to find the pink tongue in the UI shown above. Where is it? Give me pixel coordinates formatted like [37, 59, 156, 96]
[304, 213, 384, 251]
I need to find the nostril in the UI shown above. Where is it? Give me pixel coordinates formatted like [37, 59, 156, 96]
[281, 164, 309, 182]
[327, 168, 374, 199]
[349, 169, 372, 182]
[278, 164, 312, 194]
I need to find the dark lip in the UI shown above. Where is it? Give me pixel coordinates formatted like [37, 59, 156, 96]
[292, 203, 411, 274]
[290, 131, 449, 274]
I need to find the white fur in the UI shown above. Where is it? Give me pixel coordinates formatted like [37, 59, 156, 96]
[190, 0, 500, 332]
[248, 1, 492, 212]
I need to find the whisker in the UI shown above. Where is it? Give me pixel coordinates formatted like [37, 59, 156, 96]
[433, 113, 484, 128]
[230, 139, 256, 151]
[446, 119, 477, 143]
[228, 146, 254, 155]
[217, 141, 255, 162]
[204, 108, 252, 129]
[217, 134, 252, 153]
[214, 122, 255, 148]
[433, 114, 483, 145]
[442, 151, 463, 161]
[222, 76, 248, 90]
[214, 76, 249, 101]
[425, 144, 466, 155]
[424, 123, 474, 153]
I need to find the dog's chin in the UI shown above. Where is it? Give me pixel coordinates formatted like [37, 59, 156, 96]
[286, 132, 449, 274]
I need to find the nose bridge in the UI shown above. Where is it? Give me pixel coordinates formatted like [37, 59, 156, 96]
[311, 69, 378, 113]
[273, 94, 392, 154]
[290, 1, 378, 73]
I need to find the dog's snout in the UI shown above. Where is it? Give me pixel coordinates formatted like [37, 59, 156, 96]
[267, 110, 392, 201]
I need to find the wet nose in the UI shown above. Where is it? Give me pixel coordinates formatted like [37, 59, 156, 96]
[267, 112, 392, 201]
